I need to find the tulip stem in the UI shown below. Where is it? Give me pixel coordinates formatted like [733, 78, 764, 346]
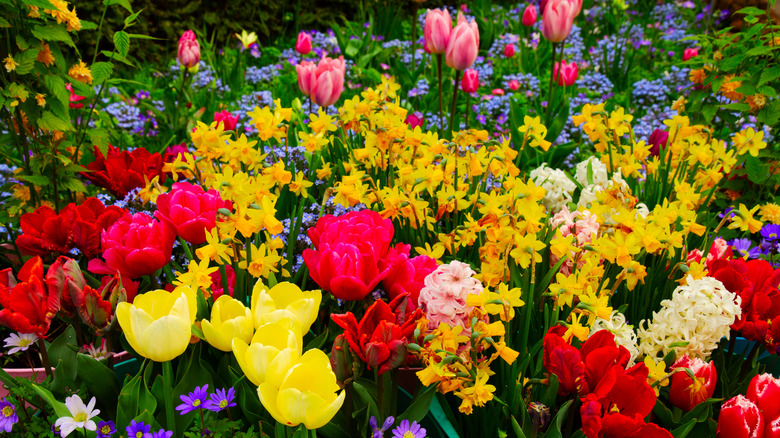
[162, 361, 176, 437]
[465, 94, 471, 128]
[437, 54, 444, 131]
[36, 339, 52, 379]
[545, 42, 558, 125]
[449, 73, 461, 135]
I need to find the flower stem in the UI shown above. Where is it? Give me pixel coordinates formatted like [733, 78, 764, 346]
[162, 361, 176, 437]
[36, 339, 52, 379]
[545, 42, 558, 125]
[449, 73, 461, 135]
[437, 54, 444, 130]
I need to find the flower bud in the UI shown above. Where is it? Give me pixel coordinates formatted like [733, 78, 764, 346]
[330, 334, 354, 386]
[296, 32, 312, 55]
[522, 4, 538, 26]
[504, 43, 515, 58]
[461, 69, 479, 93]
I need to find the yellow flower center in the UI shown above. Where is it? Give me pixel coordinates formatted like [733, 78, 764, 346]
[2, 406, 13, 417]
[192, 399, 201, 407]
[18, 338, 32, 348]
[403, 432, 415, 438]
[74, 412, 87, 422]
[219, 400, 228, 408]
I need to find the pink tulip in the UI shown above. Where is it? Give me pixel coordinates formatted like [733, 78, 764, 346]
[177, 30, 200, 68]
[424, 8, 452, 54]
[542, 0, 576, 43]
[553, 59, 579, 86]
[295, 60, 316, 97]
[508, 79, 520, 91]
[683, 47, 699, 62]
[445, 14, 479, 71]
[461, 69, 479, 93]
[296, 31, 312, 55]
[504, 43, 515, 58]
[65, 83, 85, 109]
[311, 56, 346, 107]
[492, 88, 505, 96]
[213, 110, 239, 131]
[88, 213, 176, 279]
[154, 182, 232, 245]
[405, 112, 423, 129]
[523, 5, 538, 26]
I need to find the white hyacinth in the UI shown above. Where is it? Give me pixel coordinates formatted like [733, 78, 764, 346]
[530, 163, 577, 213]
[637, 275, 741, 361]
[590, 310, 640, 364]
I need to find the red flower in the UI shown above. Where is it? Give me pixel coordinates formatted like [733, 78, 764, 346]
[81, 144, 166, 199]
[70, 198, 126, 258]
[596, 413, 673, 438]
[380, 243, 438, 306]
[208, 264, 235, 300]
[16, 206, 74, 257]
[717, 394, 765, 438]
[748, 373, 780, 424]
[73, 272, 138, 335]
[668, 355, 717, 411]
[45, 256, 85, 316]
[154, 182, 232, 245]
[0, 257, 60, 337]
[331, 293, 422, 374]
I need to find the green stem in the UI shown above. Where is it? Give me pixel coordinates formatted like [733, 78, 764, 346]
[162, 361, 177, 437]
[91, 2, 110, 66]
[449, 73, 461, 135]
[36, 338, 52, 379]
[178, 236, 195, 262]
[545, 42, 558, 125]
[437, 54, 444, 131]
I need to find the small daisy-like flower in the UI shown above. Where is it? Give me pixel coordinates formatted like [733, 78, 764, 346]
[126, 420, 151, 438]
[175, 384, 208, 415]
[0, 398, 18, 432]
[391, 419, 426, 438]
[35, 93, 46, 107]
[81, 338, 110, 361]
[37, 42, 55, 67]
[203, 387, 236, 412]
[54, 395, 100, 437]
[4, 332, 38, 354]
[96, 420, 116, 438]
[68, 60, 93, 84]
[4, 55, 19, 72]
[143, 429, 173, 438]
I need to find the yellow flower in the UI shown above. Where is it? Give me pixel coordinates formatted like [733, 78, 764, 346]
[729, 204, 762, 234]
[257, 349, 345, 429]
[37, 43, 55, 67]
[250, 281, 322, 332]
[173, 258, 218, 294]
[196, 228, 234, 265]
[288, 171, 313, 198]
[235, 30, 258, 49]
[232, 318, 302, 387]
[645, 356, 668, 395]
[732, 127, 766, 157]
[239, 242, 283, 278]
[760, 203, 780, 224]
[4, 55, 19, 72]
[35, 93, 46, 107]
[68, 60, 93, 84]
[509, 233, 545, 269]
[115, 289, 194, 362]
[562, 313, 590, 342]
[202, 295, 253, 352]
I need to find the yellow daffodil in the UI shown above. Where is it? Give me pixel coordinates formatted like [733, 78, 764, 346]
[235, 30, 258, 49]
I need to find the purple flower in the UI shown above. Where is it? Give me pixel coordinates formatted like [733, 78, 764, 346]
[761, 224, 780, 242]
[391, 419, 426, 438]
[718, 207, 735, 220]
[370, 416, 395, 438]
[96, 420, 116, 438]
[0, 398, 18, 433]
[176, 384, 209, 415]
[144, 430, 173, 438]
[731, 238, 762, 259]
[126, 420, 151, 438]
[204, 387, 236, 412]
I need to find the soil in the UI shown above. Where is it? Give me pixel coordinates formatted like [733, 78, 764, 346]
[716, 0, 780, 28]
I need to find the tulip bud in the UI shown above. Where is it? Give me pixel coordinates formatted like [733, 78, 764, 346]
[405, 112, 423, 129]
[508, 79, 520, 91]
[491, 88, 504, 96]
[683, 47, 699, 62]
[445, 17, 479, 71]
[747, 373, 780, 422]
[424, 9, 452, 55]
[177, 30, 201, 69]
[296, 31, 312, 55]
[213, 110, 239, 131]
[541, 0, 575, 43]
[504, 43, 515, 58]
[717, 395, 765, 438]
[522, 5, 538, 26]
[461, 68, 479, 93]
[291, 97, 302, 113]
[330, 334, 354, 387]
[648, 129, 669, 157]
[553, 59, 579, 86]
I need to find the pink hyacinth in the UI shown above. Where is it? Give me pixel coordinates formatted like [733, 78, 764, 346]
[154, 182, 232, 245]
[418, 261, 483, 333]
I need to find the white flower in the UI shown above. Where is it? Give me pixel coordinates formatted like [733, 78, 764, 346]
[637, 275, 741, 361]
[575, 156, 608, 188]
[530, 163, 577, 213]
[3, 333, 38, 355]
[54, 395, 99, 437]
[590, 310, 640, 364]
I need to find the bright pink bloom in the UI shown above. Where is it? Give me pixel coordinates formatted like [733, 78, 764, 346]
[418, 261, 483, 333]
[179, 30, 197, 43]
[492, 88, 505, 96]
[154, 182, 232, 245]
[208, 264, 235, 300]
[648, 129, 669, 157]
[541, 0, 576, 43]
[748, 374, 780, 423]
[295, 60, 316, 97]
[508, 79, 520, 91]
[445, 14, 479, 71]
[405, 113, 423, 129]
[522, 4, 538, 26]
[424, 8, 452, 55]
[461, 69, 479, 93]
[717, 395, 765, 438]
[65, 83, 85, 109]
[504, 43, 515, 58]
[295, 32, 312, 55]
[177, 30, 200, 68]
[89, 212, 176, 279]
[669, 355, 717, 411]
[213, 110, 238, 131]
[297, 56, 346, 107]
[554, 59, 579, 86]
[683, 47, 699, 62]
[380, 243, 438, 306]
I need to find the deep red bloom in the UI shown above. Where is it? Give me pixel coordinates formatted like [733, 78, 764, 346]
[331, 293, 422, 374]
[16, 206, 75, 257]
[208, 264, 235, 300]
[81, 145, 166, 199]
[380, 243, 438, 306]
[45, 256, 85, 316]
[669, 355, 717, 411]
[70, 197, 126, 258]
[748, 373, 780, 423]
[717, 394, 765, 438]
[154, 182, 232, 245]
[73, 272, 138, 335]
[597, 413, 673, 438]
[0, 257, 60, 337]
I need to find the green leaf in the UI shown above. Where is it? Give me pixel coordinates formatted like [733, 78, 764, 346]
[24, 0, 56, 8]
[101, 50, 134, 66]
[344, 38, 361, 58]
[38, 110, 74, 132]
[60, 177, 87, 192]
[32, 384, 71, 418]
[736, 6, 766, 15]
[16, 174, 50, 186]
[759, 67, 780, 86]
[124, 9, 142, 27]
[77, 354, 121, 419]
[105, 0, 133, 12]
[14, 49, 38, 75]
[31, 24, 76, 48]
[6, 83, 29, 102]
[746, 155, 768, 184]
[0, 17, 10, 28]
[91, 61, 114, 84]
[80, 20, 98, 30]
[44, 75, 69, 107]
[397, 384, 436, 423]
[746, 46, 775, 57]
[113, 30, 130, 58]
[543, 399, 572, 438]
[88, 128, 110, 156]
[511, 415, 527, 438]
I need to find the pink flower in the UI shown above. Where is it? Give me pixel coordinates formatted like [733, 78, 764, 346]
[504, 43, 515, 58]
[380, 243, 438, 306]
[303, 210, 394, 301]
[508, 79, 520, 91]
[461, 69, 479, 93]
[553, 59, 579, 86]
[154, 182, 232, 245]
[541, 0, 576, 43]
[683, 47, 699, 62]
[418, 261, 483, 333]
[445, 13, 479, 71]
[89, 213, 176, 279]
[295, 60, 316, 97]
[296, 56, 346, 107]
[65, 83, 85, 109]
[296, 32, 312, 55]
[492, 88, 505, 96]
[522, 4, 538, 26]
[213, 110, 239, 131]
[424, 8, 452, 54]
[209, 264, 235, 300]
[177, 30, 200, 68]
[405, 112, 423, 129]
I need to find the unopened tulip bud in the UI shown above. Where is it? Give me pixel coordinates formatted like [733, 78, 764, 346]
[504, 43, 515, 58]
[683, 47, 699, 62]
[461, 68, 479, 93]
[522, 5, 538, 26]
[296, 32, 312, 55]
[330, 334, 354, 386]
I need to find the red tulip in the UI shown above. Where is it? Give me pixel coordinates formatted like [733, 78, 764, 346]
[541, 0, 576, 43]
[16, 205, 75, 257]
[504, 43, 515, 58]
[88, 212, 176, 279]
[648, 129, 669, 157]
[522, 5, 538, 26]
[554, 59, 579, 86]
[717, 395, 765, 438]
[214, 110, 239, 131]
[424, 8, 452, 55]
[295, 31, 312, 55]
[380, 243, 438, 306]
[208, 264, 235, 300]
[70, 197, 127, 258]
[0, 256, 60, 337]
[683, 47, 699, 62]
[669, 355, 717, 411]
[154, 182, 231, 245]
[461, 68, 479, 93]
[73, 272, 137, 335]
[44, 256, 85, 316]
[81, 144, 167, 199]
[178, 30, 200, 68]
[597, 413, 673, 438]
[508, 79, 520, 91]
[331, 293, 422, 374]
[767, 416, 780, 438]
[748, 374, 780, 422]
[445, 14, 479, 71]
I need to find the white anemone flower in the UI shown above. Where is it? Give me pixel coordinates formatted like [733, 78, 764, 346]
[3, 333, 38, 355]
[54, 395, 99, 437]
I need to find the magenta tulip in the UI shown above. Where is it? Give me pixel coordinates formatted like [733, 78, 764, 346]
[154, 182, 232, 245]
[504, 43, 515, 58]
[177, 30, 200, 68]
[508, 79, 520, 91]
[424, 8, 452, 55]
[405, 112, 423, 129]
[523, 5, 538, 26]
[683, 47, 699, 62]
[541, 0, 575, 43]
[461, 69, 479, 93]
[213, 110, 239, 131]
[296, 31, 312, 55]
[445, 15, 479, 70]
[553, 59, 579, 86]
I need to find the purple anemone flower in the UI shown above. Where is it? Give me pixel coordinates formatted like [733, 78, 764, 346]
[204, 387, 237, 412]
[176, 384, 209, 415]
[126, 420, 151, 438]
[0, 398, 18, 433]
[391, 419, 426, 438]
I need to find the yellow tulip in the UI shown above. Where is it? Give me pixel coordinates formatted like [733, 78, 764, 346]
[257, 349, 345, 430]
[116, 289, 192, 362]
[232, 318, 302, 387]
[202, 295, 253, 352]
[251, 281, 322, 333]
